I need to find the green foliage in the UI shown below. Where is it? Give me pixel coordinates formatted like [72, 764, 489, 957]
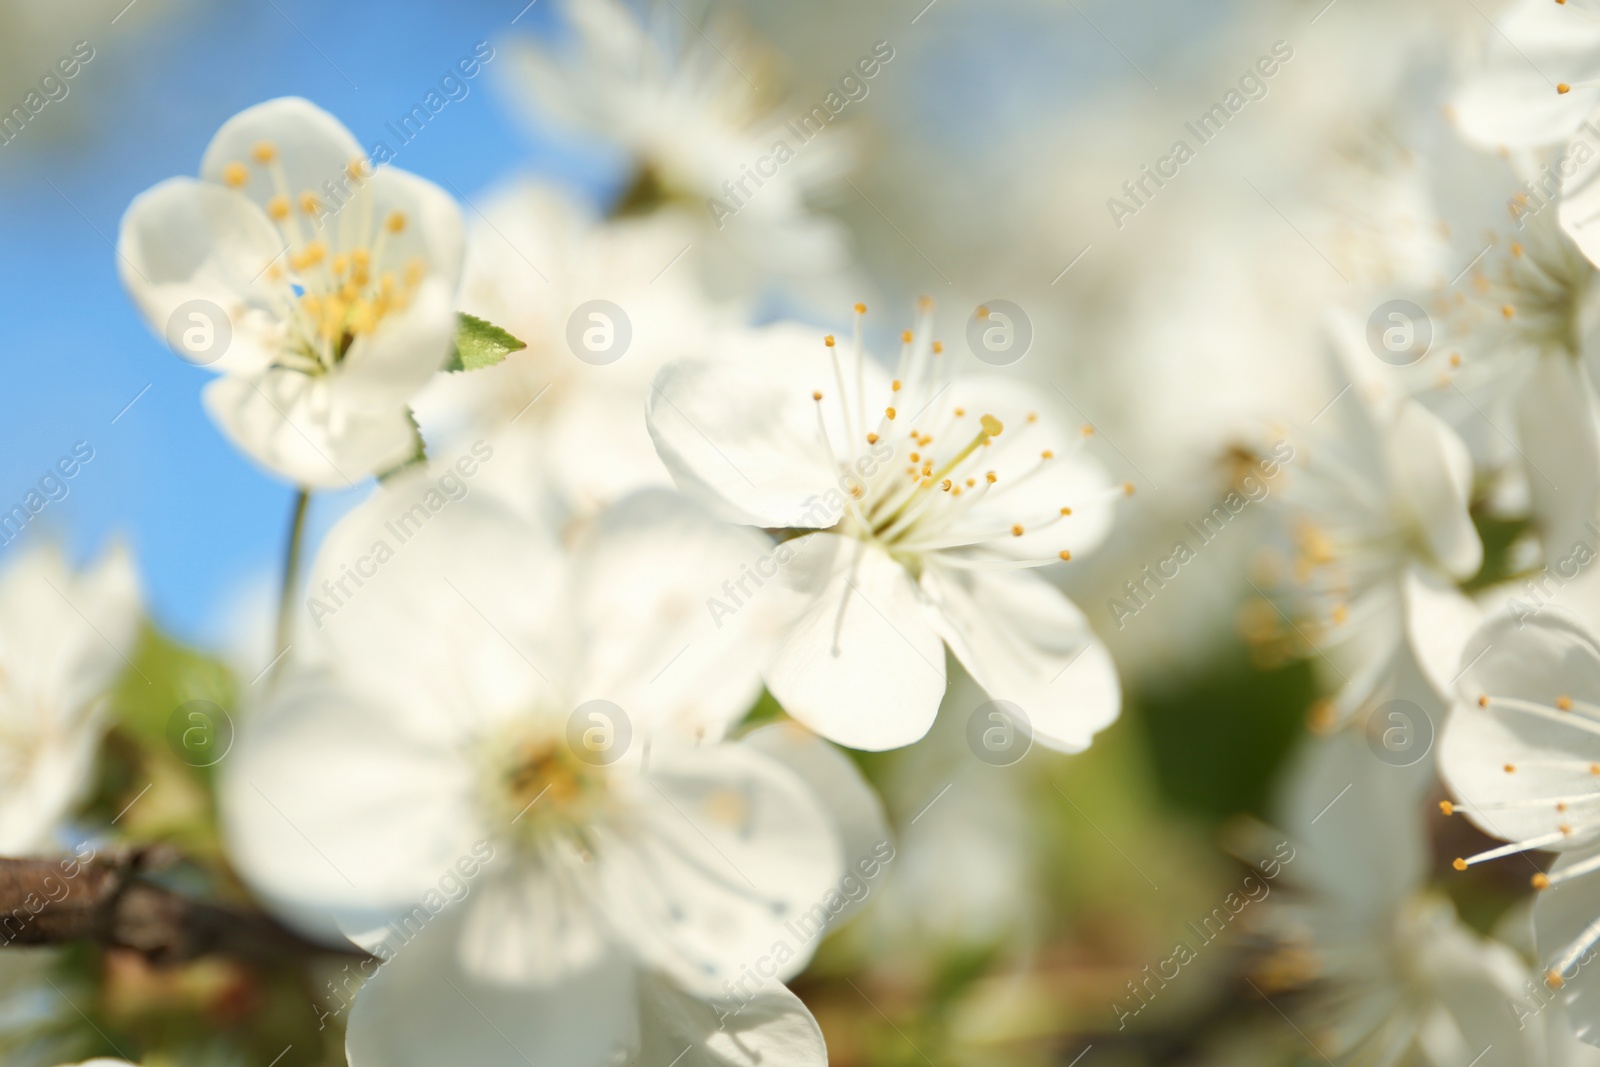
[444, 313, 526, 373]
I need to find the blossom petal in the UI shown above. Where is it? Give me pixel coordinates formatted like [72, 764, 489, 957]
[346, 902, 639, 1067]
[1515, 356, 1600, 563]
[1534, 846, 1600, 1046]
[763, 533, 945, 751]
[220, 669, 483, 941]
[330, 276, 457, 414]
[1440, 609, 1600, 852]
[116, 177, 285, 376]
[202, 371, 416, 487]
[199, 97, 364, 221]
[566, 490, 780, 742]
[922, 564, 1119, 753]
[602, 744, 842, 995]
[1388, 400, 1481, 581]
[1402, 564, 1484, 701]
[1453, 0, 1600, 151]
[636, 969, 828, 1067]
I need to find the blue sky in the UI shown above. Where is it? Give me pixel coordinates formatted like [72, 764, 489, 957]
[0, 0, 608, 645]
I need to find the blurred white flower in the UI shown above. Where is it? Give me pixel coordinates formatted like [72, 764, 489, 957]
[647, 302, 1123, 752]
[1252, 731, 1548, 1067]
[411, 180, 728, 519]
[1271, 318, 1482, 728]
[118, 97, 465, 488]
[1439, 608, 1600, 1046]
[1438, 211, 1600, 559]
[0, 543, 139, 854]
[1453, 0, 1600, 152]
[507, 0, 852, 298]
[224, 483, 864, 1065]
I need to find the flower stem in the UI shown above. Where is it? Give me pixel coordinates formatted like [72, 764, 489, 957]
[273, 488, 310, 674]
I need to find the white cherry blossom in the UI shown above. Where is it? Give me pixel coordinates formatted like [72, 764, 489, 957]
[646, 301, 1123, 752]
[118, 97, 465, 487]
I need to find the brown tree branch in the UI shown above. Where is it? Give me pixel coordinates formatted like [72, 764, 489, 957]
[0, 852, 369, 966]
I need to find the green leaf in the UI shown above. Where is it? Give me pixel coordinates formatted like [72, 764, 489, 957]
[446, 313, 527, 372]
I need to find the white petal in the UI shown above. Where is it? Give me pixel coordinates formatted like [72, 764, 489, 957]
[1453, 0, 1600, 151]
[566, 490, 780, 742]
[1402, 564, 1484, 701]
[455, 864, 614, 986]
[199, 98, 363, 221]
[763, 533, 945, 751]
[303, 480, 563, 727]
[739, 721, 892, 935]
[636, 970, 828, 1067]
[922, 564, 1119, 753]
[220, 670, 483, 941]
[1440, 609, 1600, 851]
[330, 277, 457, 414]
[647, 344, 867, 528]
[1516, 357, 1600, 563]
[1535, 847, 1600, 1047]
[116, 177, 285, 376]
[1388, 400, 1482, 581]
[602, 744, 842, 995]
[202, 370, 415, 487]
[345, 902, 639, 1067]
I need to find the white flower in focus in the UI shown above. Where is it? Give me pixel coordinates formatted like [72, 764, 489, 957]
[1270, 319, 1482, 728]
[0, 543, 139, 854]
[411, 181, 727, 518]
[646, 302, 1123, 752]
[508, 0, 851, 295]
[1438, 609, 1600, 1046]
[1250, 732, 1548, 1067]
[1453, 0, 1600, 151]
[1436, 211, 1600, 560]
[225, 485, 860, 1066]
[118, 97, 465, 487]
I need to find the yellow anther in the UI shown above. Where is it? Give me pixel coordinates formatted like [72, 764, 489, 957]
[940, 479, 952, 491]
[1548, 971, 1566, 990]
[1502, 304, 1516, 318]
[1011, 524, 1024, 537]
[985, 471, 997, 484]
[866, 433, 879, 444]
[824, 335, 836, 347]
[1559, 83, 1572, 94]
[1439, 801, 1454, 816]
[980, 414, 1003, 436]
[1059, 550, 1072, 561]
[221, 162, 248, 188]
[1505, 763, 1517, 773]
[901, 330, 913, 343]
[347, 158, 369, 181]
[386, 211, 407, 233]
[932, 341, 944, 354]
[1558, 695, 1574, 710]
[251, 141, 277, 163]
[954, 407, 965, 417]
[267, 195, 290, 221]
[1041, 449, 1054, 459]
[1477, 694, 1489, 708]
[853, 302, 866, 314]
[1026, 412, 1038, 423]
[1123, 482, 1136, 495]
[1452, 858, 1468, 871]
[300, 191, 322, 215]
[892, 380, 902, 392]
[1060, 506, 1072, 515]
[812, 391, 823, 401]
[332, 254, 349, 275]
[886, 407, 897, 420]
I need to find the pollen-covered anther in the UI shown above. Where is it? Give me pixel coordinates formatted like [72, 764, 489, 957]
[1059, 550, 1072, 561]
[1041, 449, 1055, 459]
[1123, 482, 1136, 496]
[347, 158, 368, 181]
[300, 191, 322, 216]
[940, 479, 952, 491]
[1011, 525, 1024, 537]
[1439, 800, 1454, 816]
[886, 407, 897, 420]
[1558, 695, 1574, 711]
[932, 341, 944, 354]
[1502, 304, 1516, 318]
[901, 330, 913, 343]
[251, 140, 277, 163]
[909, 452, 920, 463]
[1548, 970, 1567, 990]
[267, 195, 290, 221]
[812, 391, 824, 401]
[1452, 857, 1468, 871]
[985, 471, 997, 484]
[1477, 694, 1489, 708]
[1560, 83, 1573, 94]
[1081, 425, 1095, 436]
[980, 414, 1004, 436]
[1449, 352, 1463, 367]
[866, 433, 879, 444]
[824, 335, 836, 348]
[953, 407, 965, 417]
[892, 379, 902, 392]
[853, 302, 867, 313]
[977, 305, 990, 320]
[1060, 506, 1072, 516]
[386, 211, 407, 234]
[1505, 763, 1517, 774]
[1533, 873, 1552, 890]
[221, 162, 248, 188]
